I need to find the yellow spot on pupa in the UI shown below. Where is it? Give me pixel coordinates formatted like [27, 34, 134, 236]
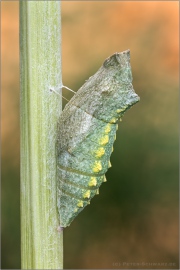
[95, 147, 105, 158]
[77, 201, 83, 208]
[83, 190, 91, 199]
[114, 134, 116, 140]
[74, 208, 78, 213]
[105, 124, 111, 133]
[109, 117, 117, 123]
[111, 146, 114, 152]
[108, 161, 112, 168]
[116, 108, 124, 113]
[93, 161, 102, 173]
[88, 177, 97, 187]
[104, 176, 107, 182]
[96, 189, 99, 195]
[87, 201, 90, 205]
[99, 135, 109, 145]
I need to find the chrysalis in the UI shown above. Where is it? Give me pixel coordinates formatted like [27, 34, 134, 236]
[57, 50, 140, 228]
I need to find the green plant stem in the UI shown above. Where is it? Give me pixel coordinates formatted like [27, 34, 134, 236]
[20, 1, 63, 268]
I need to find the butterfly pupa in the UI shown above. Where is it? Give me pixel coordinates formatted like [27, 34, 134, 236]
[57, 50, 140, 228]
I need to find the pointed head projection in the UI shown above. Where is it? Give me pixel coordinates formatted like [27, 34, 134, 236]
[64, 50, 140, 123]
[103, 50, 133, 84]
[97, 50, 140, 122]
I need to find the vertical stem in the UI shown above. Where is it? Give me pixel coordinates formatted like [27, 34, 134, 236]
[20, 1, 63, 269]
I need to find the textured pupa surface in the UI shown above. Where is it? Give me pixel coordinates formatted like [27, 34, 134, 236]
[57, 50, 140, 228]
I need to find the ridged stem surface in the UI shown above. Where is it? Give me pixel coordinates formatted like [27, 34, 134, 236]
[20, 1, 63, 268]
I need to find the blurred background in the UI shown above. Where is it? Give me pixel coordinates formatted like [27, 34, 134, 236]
[1, 1, 179, 269]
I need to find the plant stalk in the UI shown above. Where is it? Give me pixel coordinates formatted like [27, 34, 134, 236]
[20, 1, 63, 268]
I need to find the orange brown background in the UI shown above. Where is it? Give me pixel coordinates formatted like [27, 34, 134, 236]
[1, 1, 179, 269]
